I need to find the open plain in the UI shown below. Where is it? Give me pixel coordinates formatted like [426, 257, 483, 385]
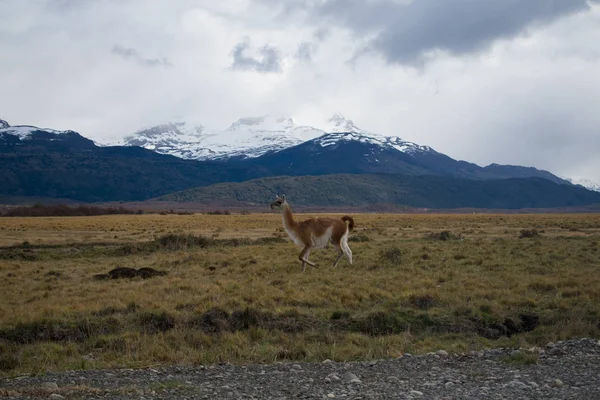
[0, 212, 599, 383]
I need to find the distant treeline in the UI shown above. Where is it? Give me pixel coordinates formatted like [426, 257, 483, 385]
[1, 204, 141, 217]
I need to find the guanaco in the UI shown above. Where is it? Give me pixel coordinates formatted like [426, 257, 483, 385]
[270, 194, 354, 271]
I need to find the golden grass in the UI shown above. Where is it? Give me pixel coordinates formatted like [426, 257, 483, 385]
[0, 213, 599, 376]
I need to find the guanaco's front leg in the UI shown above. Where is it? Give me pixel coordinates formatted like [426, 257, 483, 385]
[299, 245, 317, 271]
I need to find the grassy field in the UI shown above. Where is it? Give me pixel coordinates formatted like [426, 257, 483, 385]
[0, 212, 599, 376]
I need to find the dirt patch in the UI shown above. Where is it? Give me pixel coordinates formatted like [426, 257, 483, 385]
[94, 267, 167, 280]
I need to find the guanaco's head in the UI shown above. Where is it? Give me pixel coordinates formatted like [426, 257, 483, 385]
[270, 194, 287, 210]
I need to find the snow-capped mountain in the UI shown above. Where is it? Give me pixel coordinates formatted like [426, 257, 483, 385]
[117, 113, 434, 161]
[199, 116, 323, 159]
[566, 178, 600, 192]
[118, 122, 211, 160]
[325, 113, 372, 135]
[314, 131, 433, 155]
[116, 115, 324, 160]
[0, 119, 97, 151]
[0, 120, 82, 141]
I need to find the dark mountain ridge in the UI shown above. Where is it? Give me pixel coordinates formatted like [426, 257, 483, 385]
[1, 118, 596, 208]
[157, 174, 600, 210]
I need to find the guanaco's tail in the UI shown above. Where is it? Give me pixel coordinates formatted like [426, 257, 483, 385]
[341, 216, 355, 232]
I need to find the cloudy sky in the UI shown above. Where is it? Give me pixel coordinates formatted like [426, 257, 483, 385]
[1, 0, 599, 183]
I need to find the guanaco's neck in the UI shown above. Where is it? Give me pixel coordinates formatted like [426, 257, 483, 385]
[282, 203, 298, 231]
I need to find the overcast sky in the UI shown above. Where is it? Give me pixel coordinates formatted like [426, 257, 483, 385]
[1, 0, 599, 183]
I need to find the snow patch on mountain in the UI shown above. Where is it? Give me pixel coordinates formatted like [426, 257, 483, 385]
[0, 124, 76, 140]
[316, 116, 432, 155]
[325, 113, 372, 135]
[114, 115, 325, 160]
[566, 177, 600, 192]
[115, 113, 434, 160]
[199, 115, 323, 159]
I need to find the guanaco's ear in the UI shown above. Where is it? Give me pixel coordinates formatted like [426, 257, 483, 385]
[282, 194, 286, 201]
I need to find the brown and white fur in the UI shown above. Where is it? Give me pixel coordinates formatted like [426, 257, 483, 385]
[270, 194, 354, 271]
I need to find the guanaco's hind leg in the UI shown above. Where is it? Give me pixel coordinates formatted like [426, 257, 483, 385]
[341, 240, 353, 265]
[332, 244, 343, 267]
[299, 245, 317, 271]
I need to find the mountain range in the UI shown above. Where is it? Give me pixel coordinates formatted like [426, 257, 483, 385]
[1, 116, 599, 209]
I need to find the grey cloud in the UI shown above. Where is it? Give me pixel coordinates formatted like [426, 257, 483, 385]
[296, 42, 316, 61]
[111, 45, 172, 67]
[230, 41, 282, 73]
[267, 0, 597, 65]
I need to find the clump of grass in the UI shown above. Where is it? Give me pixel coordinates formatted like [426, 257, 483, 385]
[0, 317, 121, 344]
[409, 294, 437, 310]
[519, 229, 540, 239]
[379, 246, 402, 265]
[502, 351, 539, 365]
[138, 312, 176, 333]
[205, 210, 231, 215]
[330, 311, 351, 320]
[155, 234, 213, 251]
[0, 343, 18, 371]
[426, 231, 461, 241]
[349, 233, 370, 242]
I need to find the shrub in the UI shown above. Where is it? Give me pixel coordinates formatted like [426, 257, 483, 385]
[1, 204, 136, 217]
[138, 312, 175, 333]
[519, 229, 540, 239]
[409, 294, 437, 310]
[154, 234, 213, 250]
[426, 231, 461, 241]
[349, 233, 370, 242]
[379, 247, 403, 265]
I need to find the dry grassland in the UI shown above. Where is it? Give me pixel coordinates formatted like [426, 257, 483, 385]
[0, 213, 599, 376]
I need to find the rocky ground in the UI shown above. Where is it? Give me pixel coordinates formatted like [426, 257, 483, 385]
[1, 338, 599, 399]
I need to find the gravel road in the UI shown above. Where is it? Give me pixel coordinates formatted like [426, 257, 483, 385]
[2, 338, 599, 399]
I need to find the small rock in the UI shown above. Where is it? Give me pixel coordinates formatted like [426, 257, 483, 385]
[436, 350, 449, 356]
[327, 394, 335, 398]
[49, 395, 65, 400]
[42, 382, 59, 390]
[322, 359, 333, 364]
[387, 376, 400, 383]
[510, 350, 521, 357]
[410, 390, 424, 397]
[548, 347, 565, 356]
[291, 364, 303, 371]
[546, 342, 555, 348]
[328, 373, 341, 381]
[342, 371, 361, 384]
[508, 380, 529, 390]
[403, 353, 413, 358]
[445, 382, 454, 388]
[551, 379, 564, 388]
[324, 377, 332, 383]
[529, 382, 539, 388]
